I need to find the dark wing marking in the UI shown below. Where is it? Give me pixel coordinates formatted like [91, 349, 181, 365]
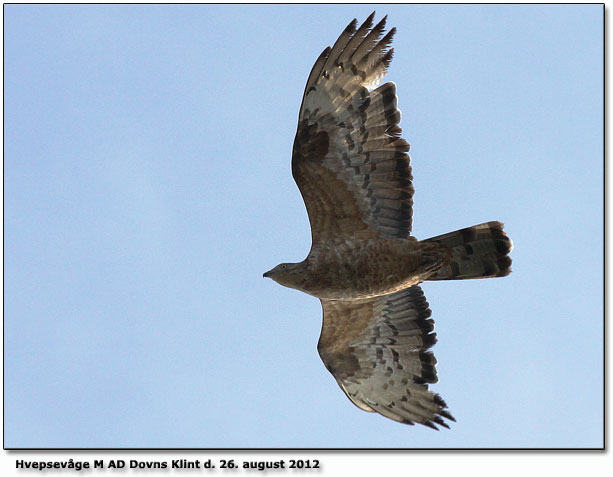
[292, 13, 414, 244]
[317, 286, 455, 429]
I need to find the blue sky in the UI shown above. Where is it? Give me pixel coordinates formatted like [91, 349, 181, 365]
[4, 4, 603, 448]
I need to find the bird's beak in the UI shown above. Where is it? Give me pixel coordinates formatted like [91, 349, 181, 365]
[263, 270, 271, 278]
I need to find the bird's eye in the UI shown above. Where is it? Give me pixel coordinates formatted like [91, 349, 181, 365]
[281, 264, 287, 269]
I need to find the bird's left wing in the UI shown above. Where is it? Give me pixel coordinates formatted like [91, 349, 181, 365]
[292, 13, 414, 244]
[317, 286, 455, 429]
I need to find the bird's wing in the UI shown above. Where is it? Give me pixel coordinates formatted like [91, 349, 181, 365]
[317, 286, 455, 429]
[292, 13, 414, 244]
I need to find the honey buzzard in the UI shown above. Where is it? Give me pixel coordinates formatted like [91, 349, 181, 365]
[263, 13, 513, 429]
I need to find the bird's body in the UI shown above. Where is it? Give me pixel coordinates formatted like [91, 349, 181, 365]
[267, 237, 447, 300]
[263, 13, 512, 429]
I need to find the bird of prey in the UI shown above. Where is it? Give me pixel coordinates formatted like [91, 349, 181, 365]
[263, 13, 512, 430]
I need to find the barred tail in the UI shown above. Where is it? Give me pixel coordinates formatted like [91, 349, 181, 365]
[424, 221, 513, 281]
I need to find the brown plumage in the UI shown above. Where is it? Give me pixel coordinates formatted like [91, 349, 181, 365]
[263, 13, 513, 429]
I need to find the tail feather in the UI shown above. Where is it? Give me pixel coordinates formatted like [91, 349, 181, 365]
[424, 221, 513, 281]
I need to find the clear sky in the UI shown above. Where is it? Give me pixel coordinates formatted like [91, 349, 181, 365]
[5, 4, 603, 449]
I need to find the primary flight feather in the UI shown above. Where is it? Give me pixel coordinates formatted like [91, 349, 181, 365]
[263, 12, 512, 430]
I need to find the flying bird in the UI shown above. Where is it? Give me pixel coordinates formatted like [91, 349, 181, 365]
[263, 13, 512, 430]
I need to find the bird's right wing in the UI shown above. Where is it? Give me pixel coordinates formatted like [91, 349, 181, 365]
[317, 286, 455, 429]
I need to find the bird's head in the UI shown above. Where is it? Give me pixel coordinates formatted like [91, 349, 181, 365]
[263, 262, 304, 290]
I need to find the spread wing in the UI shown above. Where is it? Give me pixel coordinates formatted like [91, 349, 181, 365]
[292, 13, 414, 244]
[317, 286, 455, 429]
